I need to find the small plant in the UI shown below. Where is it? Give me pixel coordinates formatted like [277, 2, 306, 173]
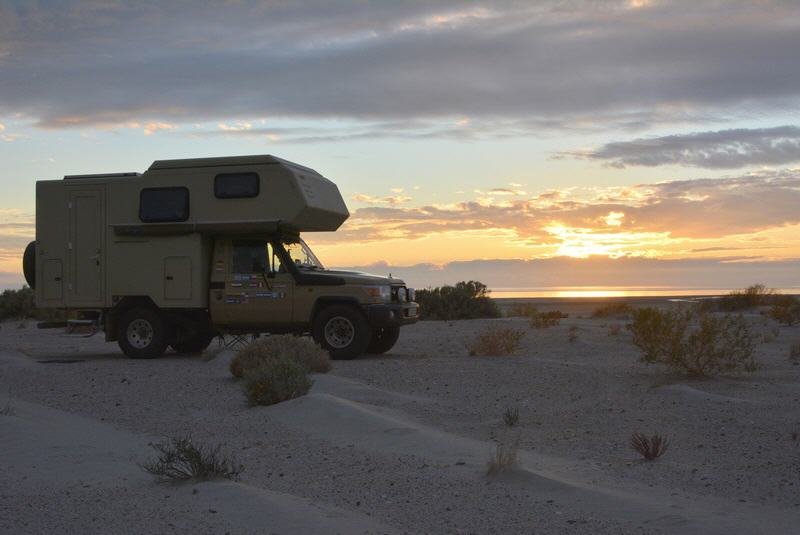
[230, 334, 331, 378]
[16, 321, 26, 329]
[414, 281, 501, 320]
[506, 303, 539, 318]
[487, 439, 519, 475]
[717, 284, 775, 311]
[567, 325, 578, 342]
[468, 326, 525, 356]
[630, 432, 669, 461]
[592, 302, 633, 319]
[503, 406, 519, 427]
[790, 340, 800, 362]
[0, 400, 14, 416]
[608, 324, 622, 336]
[770, 295, 800, 326]
[629, 307, 756, 377]
[529, 310, 567, 329]
[242, 355, 313, 406]
[141, 436, 242, 482]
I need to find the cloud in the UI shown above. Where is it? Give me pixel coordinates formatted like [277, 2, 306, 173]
[317, 170, 800, 251]
[352, 193, 412, 206]
[2, 1, 800, 135]
[563, 126, 800, 169]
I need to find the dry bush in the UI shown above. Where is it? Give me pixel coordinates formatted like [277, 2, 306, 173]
[630, 433, 668, 461]
[630, 307, 756, 377]
[790, 340, 800, 362]
[414, 281, 500, 320]
[506, 303, 539, 318]
[567, 325, 578, 342]
[242, 356, 313, 406]
[608, 324, 622, 336]
[230, 334, 331, 379]
[770, 295, 800, 326]
[503, 406, 519, 427]
[487, 439, 519, 475]
[0, 400, 14, 416]
[468, 326, 525, 356]
[529, 310, 567, 329]
[141, 436, 242, 482]
[592, 302, 633, 319]
[717, 284, 776, 311]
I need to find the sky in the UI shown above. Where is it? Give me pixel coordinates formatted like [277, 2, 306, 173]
[1, 0, 800, 291]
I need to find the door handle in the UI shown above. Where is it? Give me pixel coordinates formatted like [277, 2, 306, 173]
[165, 276, 174, 281]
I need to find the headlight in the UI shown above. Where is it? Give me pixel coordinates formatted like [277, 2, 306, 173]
[407, 288, 416, 302]
[364, 285, 391, 302]
[396, 287, 407, 302]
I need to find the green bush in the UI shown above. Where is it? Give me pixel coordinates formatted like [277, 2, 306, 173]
[415, 281, 500, 320]
[769, 295, 800, 326]
[242, 356, 313, 406]
[0, 286, 64, 321]
[230, 334, 331, 378]
[630, 307, 756, 377]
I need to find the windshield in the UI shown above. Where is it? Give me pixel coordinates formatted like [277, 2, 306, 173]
[282, 238, 325, 270]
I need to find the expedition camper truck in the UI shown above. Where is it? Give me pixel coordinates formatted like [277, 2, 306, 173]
[25, 155, 418, 359]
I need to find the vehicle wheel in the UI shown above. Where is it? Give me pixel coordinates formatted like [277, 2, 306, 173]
[366, 325, 400, 354]
[171, 332, 214, 354]
[312, 304, 371, 360]
[117, 307, 170, 359]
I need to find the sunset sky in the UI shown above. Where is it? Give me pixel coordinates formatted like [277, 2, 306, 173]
[1, 1, 800, 291]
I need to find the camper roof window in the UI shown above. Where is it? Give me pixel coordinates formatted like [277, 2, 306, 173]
[215, 172, 260, 199]
[139, 187, 190, 223]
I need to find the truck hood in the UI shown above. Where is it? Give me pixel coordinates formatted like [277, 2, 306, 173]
[312, 269, 406, 286]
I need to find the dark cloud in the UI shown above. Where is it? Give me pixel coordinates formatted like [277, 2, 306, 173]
[2, 1, 800, 133]
[563, 126, 800, 168]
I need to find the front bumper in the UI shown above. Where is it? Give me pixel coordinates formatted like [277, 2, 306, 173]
[364, 302, 419, 328]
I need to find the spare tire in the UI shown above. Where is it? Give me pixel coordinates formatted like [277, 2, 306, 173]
[23, 241, 36, 289]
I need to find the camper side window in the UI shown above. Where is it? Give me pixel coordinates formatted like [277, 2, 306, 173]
[139, 187, 190, 223]
[215, 173, 260, 199]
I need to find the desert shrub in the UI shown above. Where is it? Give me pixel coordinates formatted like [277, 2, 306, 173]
[230, 334, 330, 378]
[487, 439, 519, 475]
[630, 433, 668, 461]
[717, 284, 775, 311]
[141, 436, 242, 482]
[0, 400, 14, 416]
[506, 302, 539, 318]
[592, 302, 633, 318]
[503, 406, 519, 427]
[790, 341, 800, 362]
[769, 295, 800, 326]
[630, 307, 756, 377]
[415, 281, 501, 320]
[608, 324, 622, 336]
[242, 356, 313, 406]
[0, 286, 64, 321]
[468, 326, 525, 356]
[529, 310, 567, 329]
[567, 325, 578, 342]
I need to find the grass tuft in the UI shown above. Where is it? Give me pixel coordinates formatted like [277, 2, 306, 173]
[230, 334, 331, 379]
[487, 439, 519, 475]
[141, 436, 242, 482]
[630, 432, 669, 461]
[242, 356, 313, 406]
[503, 406, 519, 427]
[468, 326, 525, 356]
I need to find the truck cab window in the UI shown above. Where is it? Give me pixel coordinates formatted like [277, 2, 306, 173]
[232, 243, 268, 273]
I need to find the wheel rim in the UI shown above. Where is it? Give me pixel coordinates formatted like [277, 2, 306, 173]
[324, 316, 355, 348]
[127, 319, 154, 349]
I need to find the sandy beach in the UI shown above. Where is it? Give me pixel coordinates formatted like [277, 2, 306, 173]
[2, 300, 799, 535]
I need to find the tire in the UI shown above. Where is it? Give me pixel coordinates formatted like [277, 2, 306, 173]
[117, 307, 170, 359]
[171, 332, 214, 354]
[312, 304, 371, 360]
[23, 241, 36, 289]
[366, 325, 400, 354]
